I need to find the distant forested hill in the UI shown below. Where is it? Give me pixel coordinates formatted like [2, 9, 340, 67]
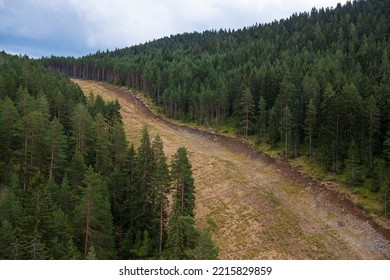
[43, 0, 390, 216]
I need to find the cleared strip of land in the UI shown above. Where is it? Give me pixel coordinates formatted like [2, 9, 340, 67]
[73, 79, 390, 259]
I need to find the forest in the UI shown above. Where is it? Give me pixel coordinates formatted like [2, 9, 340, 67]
[43, 0, 390, 217]
[0, 52, 218, 259]
[2, 0, 390, 260]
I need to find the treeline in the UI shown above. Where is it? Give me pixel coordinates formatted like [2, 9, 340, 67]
[0, 52, 218, 259]
[43, 0, 390, 216]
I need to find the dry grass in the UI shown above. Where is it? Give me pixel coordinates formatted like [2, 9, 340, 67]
[72, 79, 390, 260]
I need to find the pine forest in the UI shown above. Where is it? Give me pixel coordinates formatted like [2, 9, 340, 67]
[1, 0, 390, 259]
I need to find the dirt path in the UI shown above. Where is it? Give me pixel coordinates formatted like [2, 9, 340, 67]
[73, 79, 390, 260]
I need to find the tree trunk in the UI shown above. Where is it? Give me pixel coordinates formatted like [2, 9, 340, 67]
[49, 147, 54, 180]
[84, 200, 92, 257]
[159, 201, 163, 259]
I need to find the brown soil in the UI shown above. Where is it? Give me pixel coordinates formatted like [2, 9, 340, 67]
[73, 79, 390, 260]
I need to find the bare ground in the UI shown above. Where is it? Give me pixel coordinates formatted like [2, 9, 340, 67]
[73, 79, 390, 260]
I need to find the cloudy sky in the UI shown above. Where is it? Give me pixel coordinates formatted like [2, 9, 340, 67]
[0, 0, 343, 58]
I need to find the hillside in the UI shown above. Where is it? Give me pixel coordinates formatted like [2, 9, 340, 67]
[43, 0, 390, 219]
[72, 79, 390, 259]
[0, 53, 216, 260]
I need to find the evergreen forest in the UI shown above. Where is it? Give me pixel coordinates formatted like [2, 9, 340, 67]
[0, 53, 218, 259]
[43, 0, 390, 217]
[2, 0, 390, 260]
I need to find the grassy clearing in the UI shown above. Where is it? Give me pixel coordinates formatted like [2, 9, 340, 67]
[267, 190, 281, 207]
[302, 233, 335, 259]
[84, 80, 385, 222]
[73, 80, 389, 260]
[261, 205, 301, 242]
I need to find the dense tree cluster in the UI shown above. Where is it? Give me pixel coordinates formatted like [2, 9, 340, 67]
[43, 0, 390, 217]
[0, 53, 217, 259]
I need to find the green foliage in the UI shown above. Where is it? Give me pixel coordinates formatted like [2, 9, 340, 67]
[111, 123, 128, 167]
[0, 97, 20, 185]
[74, 167, 115, 259]
[281, 105, 292, 158]
[46, 117, 67, 182]
[8, 0, 390, 259]
[0, 219, 16, 259]
[256, 95, 267, 141]
[42, 1, 390, 217]
[385, 125, 390, 162]
[371, 159, 386, 193]
[240, 87, 255, 139]
[152, 134, 171, 258]
[129, 127, 155, 233]
[0, 187, 23, 226]
[67, 150, 87, 188]
[71, 103, 94, 157]
[304, 98, 317, 162]
[345, 140, 362, 187]
[186, 229, 219, 260]
[94, 113, 112, 175]
[165, 215, 196, 260]
[365, 95, 380, 172]
[171, 147, 195, 217]
[130, 230, 153, 258]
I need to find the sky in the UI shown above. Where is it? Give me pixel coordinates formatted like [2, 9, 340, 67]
[0, 0, 343, 58]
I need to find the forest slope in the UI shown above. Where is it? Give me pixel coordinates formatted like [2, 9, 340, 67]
[45, 0, 390, 219]
[73, 79, 390, 259]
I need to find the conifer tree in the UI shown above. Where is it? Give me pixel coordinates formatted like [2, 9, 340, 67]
[16, 86, 35, 118]
[0, 187, 22, 226]
[59, 176, 74, 216]
[18, 110, 46, 191]
[22, 225, 49, 259]
[267, 106, 278, 147]
[345, 140, 361, 187]
[71, 103, 94, 157]
[0, 219, 16, 259]
[366, 95, 380, 173]
[381, 181, 390, 218]
[105, 99, 122, 133]
[152, 134, 171, 258]
[21, 177, 58, 259]
[320, 84, 340, 173]
[111, 123, 128, 168]
[107, 167, 126, 231]
[121, 145, 137, 237]
[36, 91, 50, 127]
[94, 113, 112, 175]
[186, 229, 219, 260]
[281, 105, 292, 158]
[67, 150, 87, 188]
[74, 167, 115, 259]
[385, 125, 390, 162]
[256, 95, 267, 140]
[130, 127, 155, 233]
[46, 117, 67, 182]
[171, 147, 195, 217]
[304, 98, 317, 163]
[129, 230, 153, 258]
[165, 215, 198, 260]
[0, 97, 20, 185]
[240, 87, 255, 139]
[51, 89, 64, 121]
